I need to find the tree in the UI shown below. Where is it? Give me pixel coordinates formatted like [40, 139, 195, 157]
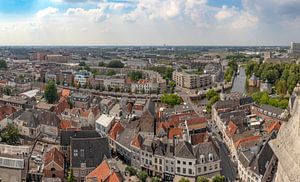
[107, 60, 124, 68]
[0, 60, 7, 69]
[164, 67, 174, 80]
[151, 177, 161, 182]
[179, 177, 190, 182]
[224, 67, 234, 82]
[275, 80, 287, 96]
[197, 176, 209, 182]
[98, 62, 106, 67]
[44, 81, 58, 104]
[128, 71, 143, 81]
[79, 61, 86, 66]
[0, 124, 19, 145]
[212, 175, 225, 182]
[206, 89, 218, 100]
[137, 170, 148, 182]
[4, 87, 12, 96]
[160, 93, 182, 107]
[169, 81, 176, 93]
[106, 70, 116, 76]
[125, 166, 137, 176]
[68, 169, 75, 182]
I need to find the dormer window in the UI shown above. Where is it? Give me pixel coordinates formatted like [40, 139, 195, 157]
[200, 155, 205, 163]
[208, 153, 213, 162]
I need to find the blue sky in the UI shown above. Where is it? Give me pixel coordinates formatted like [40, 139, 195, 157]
[0, 0, 299, 45]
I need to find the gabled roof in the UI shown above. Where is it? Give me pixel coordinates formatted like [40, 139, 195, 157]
[86, 160, 110, 182]
[44, 147, 64, 169]
[109, 122, 124, 140]
[143, 98, 155, 118]
[131, 134, 144, 149]
[175, 141, 194, 159]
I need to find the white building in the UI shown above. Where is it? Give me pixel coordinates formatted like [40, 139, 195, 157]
[95, 114, 115, 135]
[74, 70, 92, 86]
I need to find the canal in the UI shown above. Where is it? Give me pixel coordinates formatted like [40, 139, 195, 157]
[231, 67, 247, 94]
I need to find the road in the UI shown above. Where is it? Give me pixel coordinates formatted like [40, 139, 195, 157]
[219, 142, 237, 182]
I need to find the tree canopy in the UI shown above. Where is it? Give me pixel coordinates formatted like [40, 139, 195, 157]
[107, 60, 124, 68]
[212, 175, 225, 182]
[206, 89, 218, 100]
[137, 170, 148, 182]
[79, 61, 86, 66]
[0, 124, 20, 145]
[128, 71, 144, 81]
[160, 93, 181, 107]
[44, 80, 58, 104]
[125, 166, 137, 176]
[147, 66, 174, 80]
[245, 61, 300, 94]
[197, 176, 209, 182]
[251, 91, 288, 109]
[0, 60, 7, 69]
[179, 177, 190, 182]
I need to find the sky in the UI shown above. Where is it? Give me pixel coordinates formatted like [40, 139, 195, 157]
[0, 0, 299, 46]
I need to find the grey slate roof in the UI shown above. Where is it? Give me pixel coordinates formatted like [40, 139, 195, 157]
[261, 104, 284, 115]
[18, 110, 60, 128]
[60, 130, 101, 146]
[70, 137, 110, 168]
[175, 141, 194, 159]
[143, 98, 156, 118]
[193, 141, 220, 163]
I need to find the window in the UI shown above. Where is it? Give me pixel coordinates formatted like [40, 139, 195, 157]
[159, 166, 162, 171]
[80, 149, 84, 157]
[189, 169, 192, 175]
[171, 167, 174, 173]
[208, 153, 213, 162]
[198, 167, 201, 173]
[204, 166, 207, 172]
[177, 160, 180, 164]
[177, 167, 181, 173]
[159, 159, 162, 164]
[183, 161, 186, 165]
[155, 158, 157, 163]
[189, 162, 192, 166]
[166, 160, 169, 164]
[183, 168, 186, 174]
[215, 164, 218, 169]
[165, 166, 169, 171]
[74, 149, 78, 157]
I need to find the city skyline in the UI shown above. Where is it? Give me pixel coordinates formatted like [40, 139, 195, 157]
[0, 0, 300, 46]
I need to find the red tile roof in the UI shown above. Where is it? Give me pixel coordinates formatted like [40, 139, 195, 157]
[109, 122, 124, 140]
[60, 120, 73, 130]
[234, 135, 260, 148]
[61, 89, 71, 98]
[0, 106, 17, 121]
[107, 171, 122, 182]
[226, 121, 238, 138]
[265, 121, 281, 134]
[86, 160, 111, 182]
[168, 127, 183, 139]
[44, 147, 64, 169]
[191, 132, 209, 145]
[131, 134, 143, 148]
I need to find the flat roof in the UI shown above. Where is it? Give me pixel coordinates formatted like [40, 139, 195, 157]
[96, 114, 115, 127]
[20, 89, 40, 98]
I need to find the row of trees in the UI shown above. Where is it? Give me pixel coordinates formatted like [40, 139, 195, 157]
[128, 71, 144, 81]
[205, 89, 220, 113]
[0, 124, 20, 145]
[252, 91, 289, 109]
[98, 60, 125, 68]
[225, 60, 238, 82]
[245, 61, 300, 94]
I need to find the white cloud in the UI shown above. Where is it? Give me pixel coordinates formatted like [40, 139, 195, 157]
[65, 7, 109, 22]
[36, 7, 59, 18]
